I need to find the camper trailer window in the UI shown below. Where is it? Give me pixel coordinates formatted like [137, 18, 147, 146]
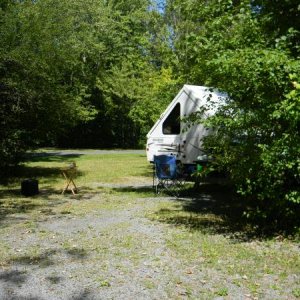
[163, 103, 181, 134]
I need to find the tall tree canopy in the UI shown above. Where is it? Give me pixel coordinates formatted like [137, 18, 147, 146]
[0, 0, 172, 165]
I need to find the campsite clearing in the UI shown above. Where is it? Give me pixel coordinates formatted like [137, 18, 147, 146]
[0, 151, 299, 299]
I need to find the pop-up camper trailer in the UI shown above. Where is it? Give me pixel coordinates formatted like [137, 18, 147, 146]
[146, 85, 227, 166]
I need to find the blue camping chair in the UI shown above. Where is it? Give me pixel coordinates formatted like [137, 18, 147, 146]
[153, 155, 184, 195]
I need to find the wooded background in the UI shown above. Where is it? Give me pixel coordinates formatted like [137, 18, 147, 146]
[1, 0, 299, 219]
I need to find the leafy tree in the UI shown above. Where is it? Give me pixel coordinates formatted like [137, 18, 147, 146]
[164, 0, 300, 221]
[1, 0, 173, 166]
[57, 0, 174, 148]
[0, 0, 105, 168]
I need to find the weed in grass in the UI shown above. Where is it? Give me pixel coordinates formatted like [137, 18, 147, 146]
[24, 220, 37, 233]
[270, 284, 281, 291]
[248, 281, 260, 295]
[184, 286, 193, 297]
[119, 235, 134, 249]
[96, 278, 111, 288]
[293, 288, 300, 298]
[215, 287, 228, 296]
[61, 240, 73, 251]
[143, 279, 156, 289]
[232, 279, 241, 287]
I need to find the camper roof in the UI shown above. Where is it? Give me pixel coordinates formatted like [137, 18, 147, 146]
[146, 85, 227, 138]
[183, 84, 225, 97]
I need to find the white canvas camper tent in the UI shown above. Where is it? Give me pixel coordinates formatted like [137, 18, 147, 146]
[146, 85, 227, 166]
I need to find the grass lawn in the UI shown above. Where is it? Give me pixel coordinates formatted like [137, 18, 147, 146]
[0, 151, 299, 299]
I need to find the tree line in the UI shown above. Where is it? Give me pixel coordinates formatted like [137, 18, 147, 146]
[1, 0, 299, 221]
[1, 0, 173, 156]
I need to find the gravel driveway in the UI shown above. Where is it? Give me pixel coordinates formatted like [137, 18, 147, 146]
[1, 187, 299, 300]
[0, 191, 201, 300]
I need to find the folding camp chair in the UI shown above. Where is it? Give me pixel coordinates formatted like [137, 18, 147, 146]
[153, 155, 184, 196]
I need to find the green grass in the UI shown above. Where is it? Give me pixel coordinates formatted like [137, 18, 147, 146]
[0, 150, 299, 299]
[147, 199, 300, 298]
[0, 152, 152, 216]
[1, 152, 150, 188]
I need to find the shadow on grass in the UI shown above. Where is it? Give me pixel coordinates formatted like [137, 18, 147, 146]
[0, 187, 68, 226]
[0, 270, 28, 284]
[112, 185, 154, 195]
[25, 153, 83, 163]
[66, 247, 88, 259]
[0, 184, 103, 228]
[0, 154, 83, 185]
[0, 191, 43, 224]
[8, 247, 89, 268]
[115, 182, 299, 241]
[46, 275, 63, 284]
[0, 165, 61, 186]
[0, 153, 87, 225]
[0, 248, 90, 296]
[72, 288, 95, 300]
[11, 249, 58, 268]
[0, 196, 41, 214]
[0, 270, 93, 299]
[137, 165, 154, 178]
[161, 185, 255, 240]
[184, 184, 300, 239]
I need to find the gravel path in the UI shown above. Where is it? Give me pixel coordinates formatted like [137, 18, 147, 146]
[1, 181, 299, 299]
[0, 193, 194, 300]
